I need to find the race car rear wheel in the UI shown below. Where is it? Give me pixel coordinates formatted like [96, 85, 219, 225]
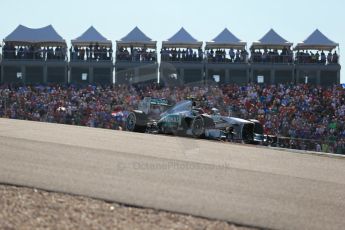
[126, 112, 146, 133]
[191, 116, 205, 138]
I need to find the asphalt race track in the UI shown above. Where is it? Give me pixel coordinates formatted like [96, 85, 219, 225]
[1, 118, 345, 230]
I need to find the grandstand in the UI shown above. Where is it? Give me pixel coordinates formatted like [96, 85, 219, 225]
[0, 25, 341, 85]
[69, 26, 113, 84]
[115, 27, 158, 85]
[160, 27, 204, 85]
[205, 28, 248, 84]
[1, 25, 68, 84]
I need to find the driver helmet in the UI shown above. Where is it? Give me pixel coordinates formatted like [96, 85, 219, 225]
[211, 108, 220, 115]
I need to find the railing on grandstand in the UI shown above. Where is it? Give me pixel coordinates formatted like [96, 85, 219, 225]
[1, 50, 340, 66]
[70, 51, 113, 62]
[206, 56, 248, 64]
[160, 56, 203, 63]
[116, 52, 157, 63]
[2, 50, 67, 61]
[294, 54, 340, 65]
[250, 54, 293, 64]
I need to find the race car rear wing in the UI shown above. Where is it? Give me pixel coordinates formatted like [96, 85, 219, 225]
[138, 97, 169, 114]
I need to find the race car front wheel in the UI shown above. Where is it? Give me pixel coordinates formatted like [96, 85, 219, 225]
[191, 116, 205, 138]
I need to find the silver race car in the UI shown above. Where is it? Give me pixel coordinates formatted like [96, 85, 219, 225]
[126, 97, 264, 143]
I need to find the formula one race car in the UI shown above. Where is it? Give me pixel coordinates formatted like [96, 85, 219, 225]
[125, 97, 264, 143]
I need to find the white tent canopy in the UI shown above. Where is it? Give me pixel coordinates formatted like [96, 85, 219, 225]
[162, 27, 202, 49]
[4, 24, 66, 46]
[206, 28, 246, 49]
[117, 26, 156, 48]
[251, 29, 292, 50]
[295, 29, 339, 50]
[72, 26, 112, 47]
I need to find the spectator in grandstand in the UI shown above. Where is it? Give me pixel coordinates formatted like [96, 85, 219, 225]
[229, 48, 235, 62]
[327, 52, 332, 64]
[205, 48, 247, 63]
[332, 51, 339, 64]
[320, 50, 326, 64]
[251, 48, 292, 64]
[69, 44, 112, 62]
[160, 48, 203, 62]
[117, 46, 156, 62]
[1, 42, 67, 61]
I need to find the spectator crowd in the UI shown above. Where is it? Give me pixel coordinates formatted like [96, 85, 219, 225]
[161, 48, 203, 62]
[0, 83, 344, 154]
[70, 44, 113, 61]
[1, 42, 340, 66]
[206, 48, 248, 63]
[2, 43, 66, 60]
[117, 46, 156, 62]
[251, 47, 293, 63]
[295, 50, 339, 64]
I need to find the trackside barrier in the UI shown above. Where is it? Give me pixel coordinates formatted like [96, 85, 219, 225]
[263, 135, 345, 155]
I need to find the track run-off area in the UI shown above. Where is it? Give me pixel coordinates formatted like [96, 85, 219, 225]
[1, 118, 345, 230]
